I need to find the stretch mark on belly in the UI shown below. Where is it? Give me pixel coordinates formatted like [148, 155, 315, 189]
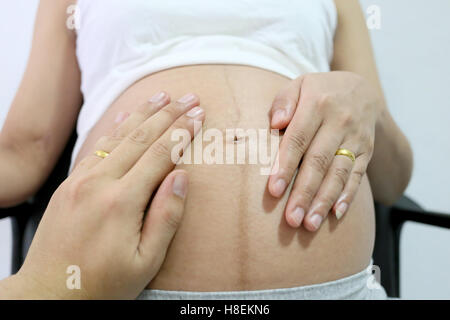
[222, 66, 241, 125]
[223, 66, 250, 287]
[238, 163, 250, 289]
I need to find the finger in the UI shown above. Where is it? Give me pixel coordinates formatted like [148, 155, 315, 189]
[111, 91, 170, 141]
[302, 150, 354, 231]
[270, 76, 304, 129]
[268, 100, 322, 198]
[123, 106, 204, 200]
[72, 113, 132, 174]
[137, 170, 188, 273]
[71, 91, 170, 174]
[283, 126, 344, 228]
[97, 93, 200, 177]
[333, 153, 371, 220]
[71, 114, 132, 176]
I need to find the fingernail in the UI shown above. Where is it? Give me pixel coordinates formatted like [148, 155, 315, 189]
[271, 109, 286, 126]
[178, 93, 196, 104]
[272, 178, 287, 197]
[310, 214, 323, 230]
[290, 207, 305, 227]
[149, 91, 167, 103]
[173, 174, 188, 199]
[186, 106, 204, 118]
[114, 111, 129, 124]
[336, 202, 348, 220]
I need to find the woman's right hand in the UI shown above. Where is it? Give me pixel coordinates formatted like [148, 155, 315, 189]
[4, 92, 204, 299]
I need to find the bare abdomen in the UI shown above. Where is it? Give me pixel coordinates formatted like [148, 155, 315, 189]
[73, 65, 375, 291]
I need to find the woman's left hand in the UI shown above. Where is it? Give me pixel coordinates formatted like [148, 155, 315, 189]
[268, 71, 381, 231]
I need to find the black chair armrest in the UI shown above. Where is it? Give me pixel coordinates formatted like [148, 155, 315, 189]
[0, 203, 31, 220]
[391, 196, 450, 229]
[373, 195, 449, 298]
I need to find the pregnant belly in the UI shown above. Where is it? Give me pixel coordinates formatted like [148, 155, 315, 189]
[73, 65, 375, 291]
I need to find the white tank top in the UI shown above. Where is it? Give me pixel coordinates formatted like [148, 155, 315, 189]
[71, 0, 337, 171]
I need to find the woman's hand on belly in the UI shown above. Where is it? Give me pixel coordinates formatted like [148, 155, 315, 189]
[15, 92, 207, 299]
[267, 71, 381, 231]
[74, 65, 376, 291]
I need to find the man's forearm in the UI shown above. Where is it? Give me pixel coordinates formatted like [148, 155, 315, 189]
[367, 104, 413, 205]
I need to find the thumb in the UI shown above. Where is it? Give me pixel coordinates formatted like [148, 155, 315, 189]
[270, 76, 304, 129]
[138, 170, 188, 270]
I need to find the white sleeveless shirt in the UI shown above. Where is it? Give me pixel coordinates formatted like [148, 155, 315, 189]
[71, 0, 337, 171]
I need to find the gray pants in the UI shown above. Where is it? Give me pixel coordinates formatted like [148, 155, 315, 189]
[137, 260, 387, 300]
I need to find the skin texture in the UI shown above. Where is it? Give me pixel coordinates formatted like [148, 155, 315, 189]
[73, 65, 376, 291]
[0, 93, 203, 299]
[0, 0, 412, 295]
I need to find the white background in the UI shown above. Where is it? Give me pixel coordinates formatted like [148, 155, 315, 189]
[0, 0, 449, 298]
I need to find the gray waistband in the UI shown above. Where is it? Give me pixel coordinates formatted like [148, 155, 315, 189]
[137, 261, 387, 300]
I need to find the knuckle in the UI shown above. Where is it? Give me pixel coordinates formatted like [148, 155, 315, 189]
[150, 140, 172, 161]
[75, 157, 91, 170]
[309, 152, 331, 175]
[95, 135, 110, 147]
[317, 93, 335, 110]
[102, 189, 126, 213]
[334, 167, 350, 186]
[112, 123, 134, 139]
[339, 112, 354, 128]
[352, 169, 365, 183]
[172, 117, 191, 132]
[65, 173, 98, 201]
[160, 105, 179, 122]
[111, 127, 127, 139]
[358, 132, 375, 161]
[317, 195, 335, 208]
[128, 128, 149, 145]
[136, 101, 152, 115]
[360, 130, 375, 151]
[162, 205, 183, 231]
[284, 161, 299, 176]
[95, 135, 121, 150]
[287, 131, 309, 154]
[298, 185, 316, 202]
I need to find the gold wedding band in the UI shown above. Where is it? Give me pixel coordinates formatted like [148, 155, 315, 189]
[94, 150, 110, 159]
[335, 148, 356, 163]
